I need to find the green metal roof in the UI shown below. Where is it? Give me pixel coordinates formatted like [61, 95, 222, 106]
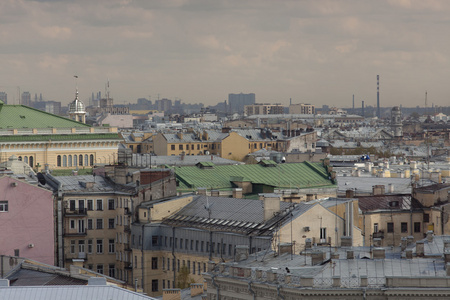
[0, 133, 121, 142]
[0, 104, 90, 129]
[175, 161, 336, 192]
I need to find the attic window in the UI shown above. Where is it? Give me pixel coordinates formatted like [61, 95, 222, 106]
[388, 201, 399, 208]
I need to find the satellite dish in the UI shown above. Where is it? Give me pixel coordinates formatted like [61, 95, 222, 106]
[37, 173, 47, 185]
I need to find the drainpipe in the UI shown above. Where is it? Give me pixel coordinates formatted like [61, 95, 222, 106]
[172, 227, 176, 286]
[277, 284, 285, 300]
[141, 224, 144, 290]
[248, 281, 255, 300]
[211, 274, 220, 300]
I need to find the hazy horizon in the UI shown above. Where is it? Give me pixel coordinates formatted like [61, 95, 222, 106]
[1, 0, 450, 108]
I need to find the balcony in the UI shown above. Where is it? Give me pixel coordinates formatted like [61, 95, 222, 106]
[124, 243, 132, 252]
[373, 231, 384, 239]
[64, 208, 88, 216]
[124, 207, 132, 215]
[64, 229, 87, 237]
[65, 252, 87, 261]
[124, 225, 131, 233]
[124, 263, 133, 270]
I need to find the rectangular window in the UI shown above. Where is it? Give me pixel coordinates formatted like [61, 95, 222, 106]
[179, 145, 183, 150]
[108, 199, 115, 210]
[87, 199, 93, 210]
[109, 239, 115, 253]
[180, 238, 183, 249]
[229, 244, 232, 256]
[108, 218, 115, 229]
[0, 201, 8, 212]
[387, 222, 394, 233]
[78, 240, 85, 253]
[87, 219, 93, 230]
[96, 199, 103, 211]
[374, 223, 378, 233]
[424, 213, 430, 223]
[70, 240, 76, 254]
[201, 241, 204, 252]
[152, 236, 158, 246]
[152, 257, 158, 270]
[152, 279, 158, 292]
[70, 220, 75, 229]
[162, 257, 165, 270]
[163, 280, 165, 289]
[109, 264, 115, 278]
[198, 262, 201, 274]
[97, 264, 103, 274]
[97, 219, 103, 230]
[185, 239, 188, 250]
[69, 200, 76, 211]
[401, 222, 408, 233]
[196, 240, 199, 251]
[190, 240, 193, 250]
[97, 239, 103, 254]
[87, 240, 93, 254]
[177, 259, 180, 272]
[414, 222, 421, 233]
[167, 258, 170, 271]
[171, 145, 175, 150]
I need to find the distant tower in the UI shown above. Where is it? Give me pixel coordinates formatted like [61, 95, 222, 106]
[377, 75, 380, 118]
[68, 77, 86, 123]
[362, 100, 365, 117]
[391, 106, 402, 138]
[352, 94, 354, 111]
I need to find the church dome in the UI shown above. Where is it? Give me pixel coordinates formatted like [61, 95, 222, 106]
[69, 91, 86, 113]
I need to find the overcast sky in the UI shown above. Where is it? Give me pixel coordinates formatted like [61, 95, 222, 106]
[1, 0, 450, 108]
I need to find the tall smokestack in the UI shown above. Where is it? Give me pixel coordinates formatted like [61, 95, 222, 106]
[362, 100, 365, 117]
[352, 94, 354, 111]
[377, 75, 380, 118]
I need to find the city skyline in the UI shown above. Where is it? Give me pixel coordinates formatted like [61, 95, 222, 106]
[1, 1, 450, 107]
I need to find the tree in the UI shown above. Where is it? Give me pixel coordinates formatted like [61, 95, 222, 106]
[176, 265, 195, 289]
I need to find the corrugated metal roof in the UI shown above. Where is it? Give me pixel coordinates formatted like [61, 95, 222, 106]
[0, 285, 157, 300]
[358, 195, 423, 212]
[0, 104, 90, 129]
[175, 162, 335, 192]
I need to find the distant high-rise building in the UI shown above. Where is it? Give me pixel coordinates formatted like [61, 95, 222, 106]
[156, 98, 172, 112]
[228, 93, 255, 114]
[289, 103, 315, 114]
[21, 91, 31, 106]
[0, 92, 7, 104]
[244, 103, 284, 116]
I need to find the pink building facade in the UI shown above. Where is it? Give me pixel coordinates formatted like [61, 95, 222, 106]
[0, 176, 55, 265]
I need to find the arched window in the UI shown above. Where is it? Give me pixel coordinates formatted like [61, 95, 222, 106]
[63, 155, 67, 167]
[18, 156, 22, 161]
[29, 156, 34, 168]
[57, 155, 62, 167]
[73, 155, 77, 167]
[84, 155, 88, 166]
[68, 155, 72, 167]
[90, 154, 94, 166]
[24, 156, 28, 163]
[79, 155, 83, 166]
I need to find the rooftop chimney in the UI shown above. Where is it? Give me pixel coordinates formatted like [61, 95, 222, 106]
[261, 194, 281, 221]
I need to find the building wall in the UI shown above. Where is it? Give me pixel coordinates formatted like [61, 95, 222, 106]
[62, 194, 133, 282]
[0, 128, 120, 171]
[220, 132, 249, 161]
[362, 211, 425, 247]
[0, 177, 54, 265]
[279, 204, 345, 250]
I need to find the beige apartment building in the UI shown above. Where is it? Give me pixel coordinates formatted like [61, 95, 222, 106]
[289, 103, 315, 114]
[244, 103, 284, 116]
